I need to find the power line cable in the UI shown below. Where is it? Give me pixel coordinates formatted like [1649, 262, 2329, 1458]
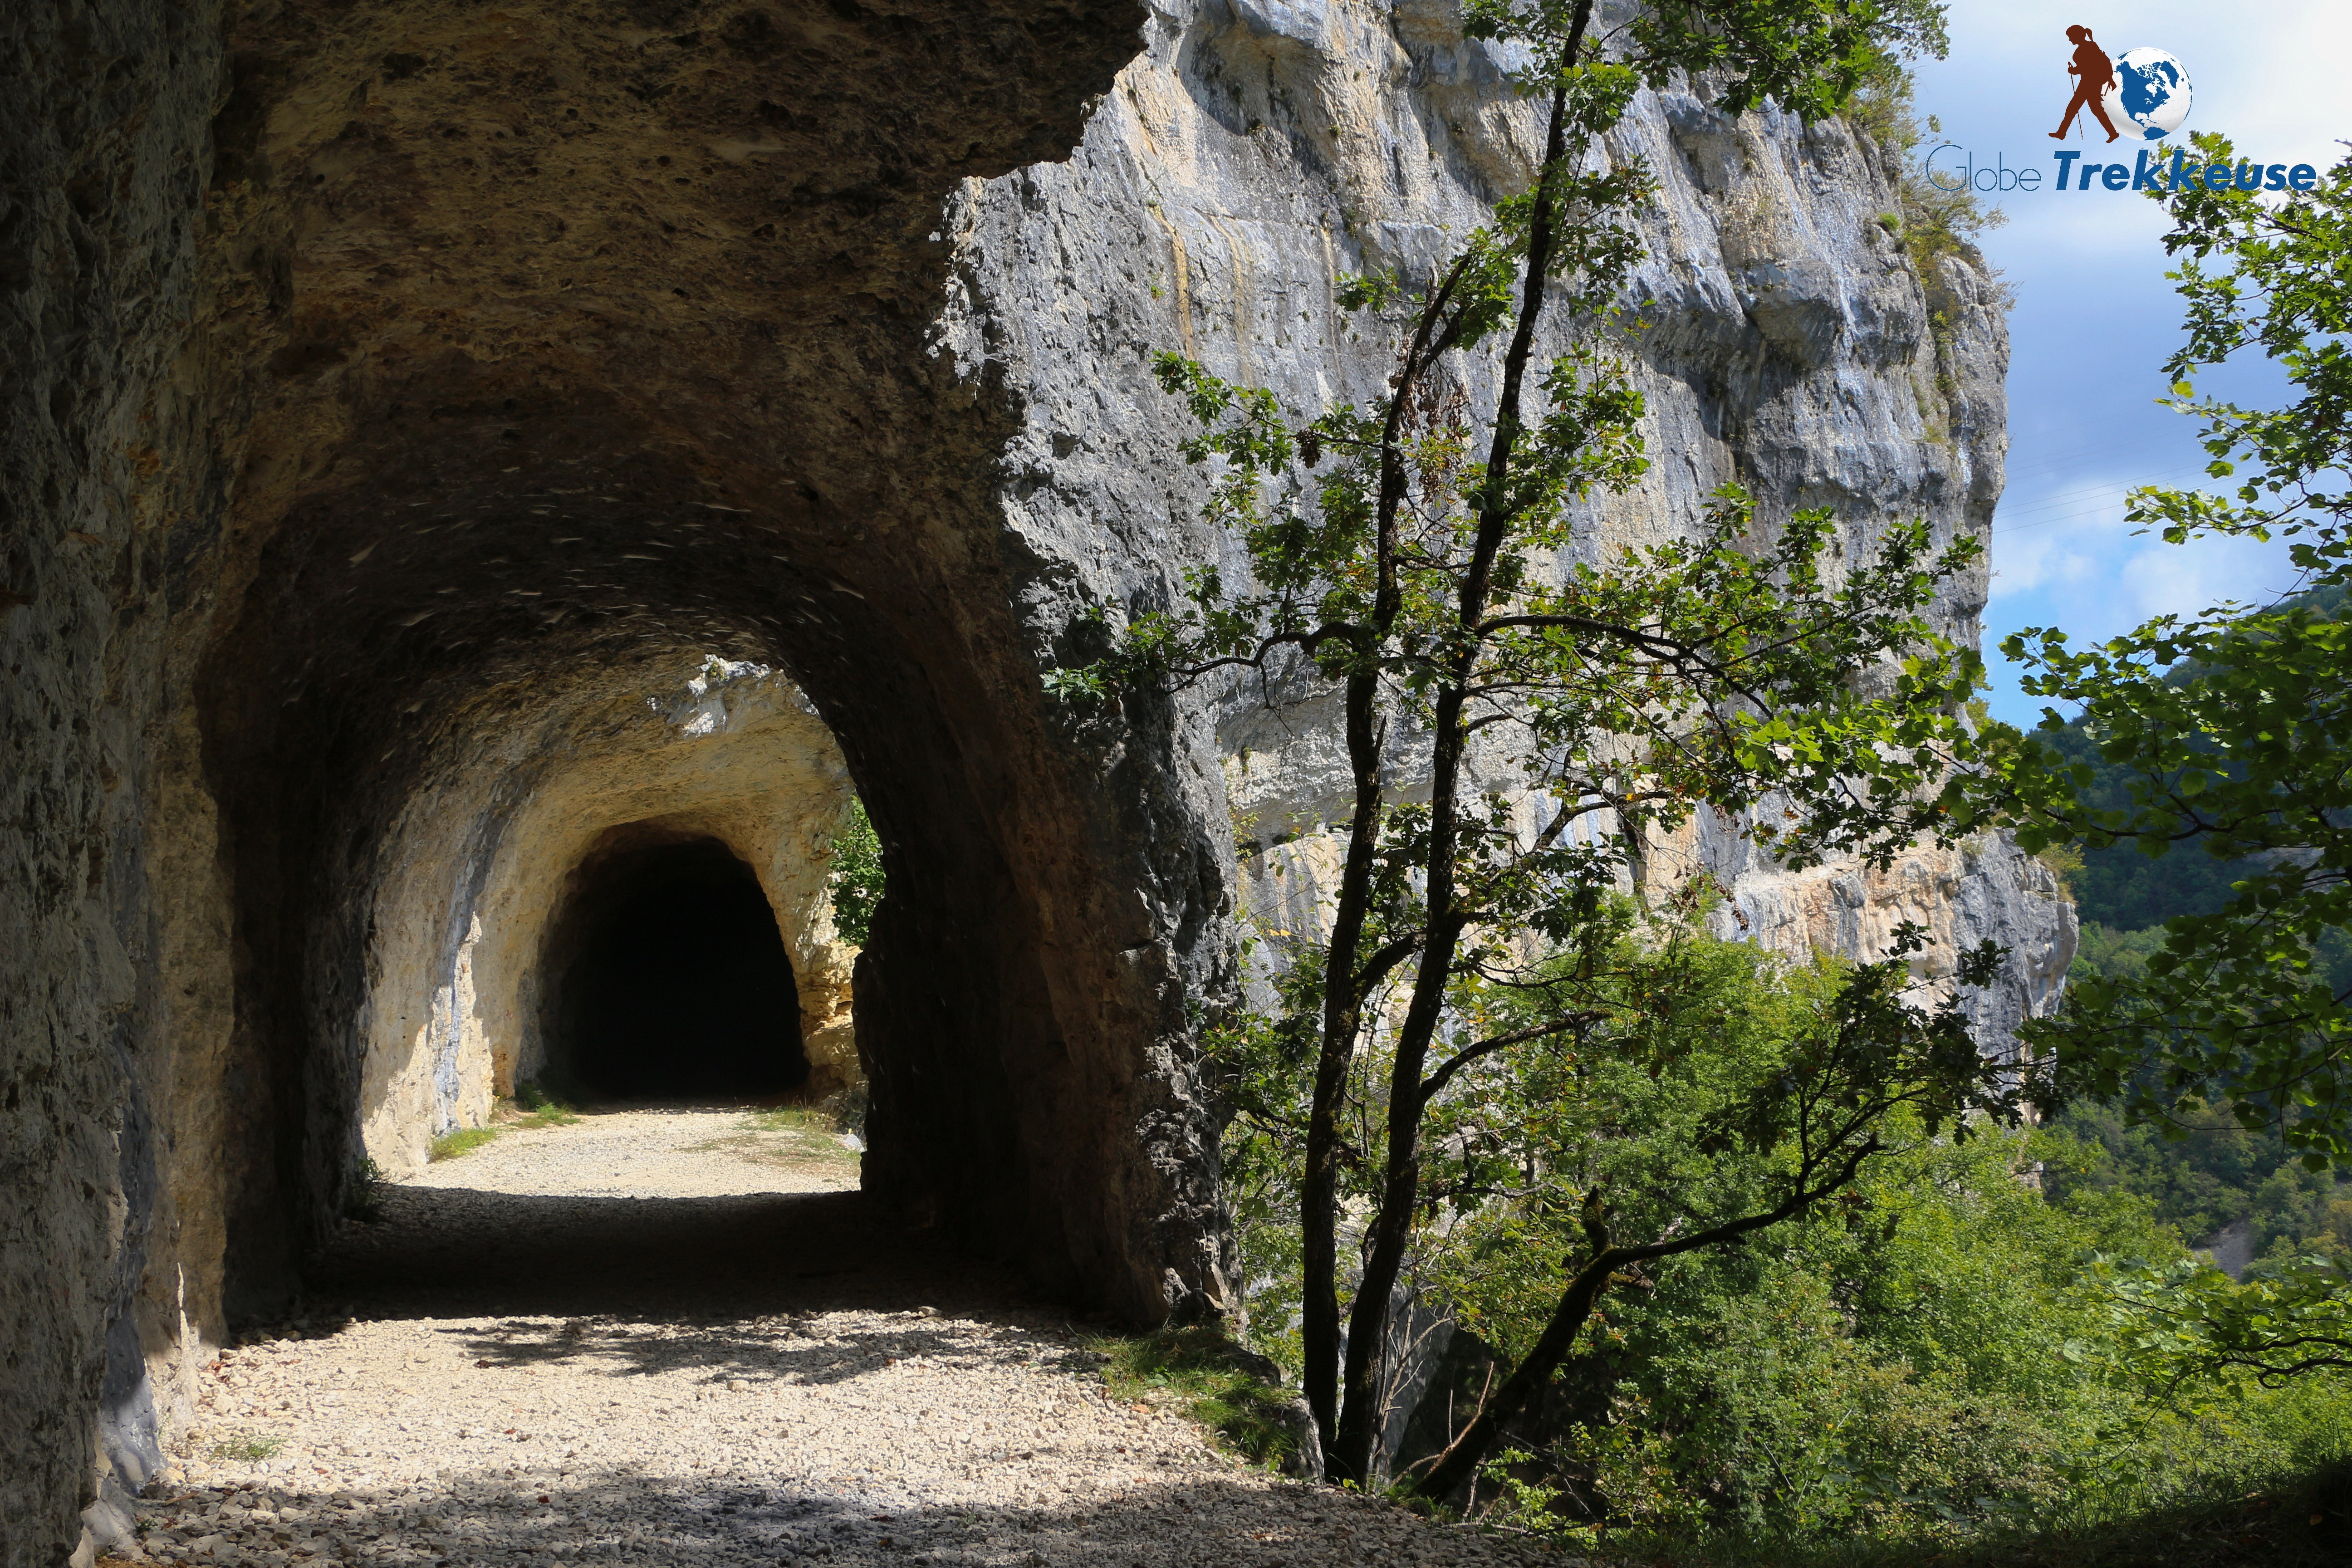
[1990, 465, 2220, 532]
[1994, 438, 2201, 485]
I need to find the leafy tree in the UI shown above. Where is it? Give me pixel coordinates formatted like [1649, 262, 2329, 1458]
[2053, 1088, 2345, 1263]
[827, 797, 885, 948]
[2024, 584, 2344, 932]
[1996, 137, 2352, 1169]
[2034, 721, 2269, 928]
[1404, 915, 2020, 1502]
[1444, 1112, 2172, 1542]
[1434, 1104, 2352, 1550]
[2059, 931, 2347, 1267]
[1051, 0, 1993, 1487]
[2097, 1252, 2352, 1391]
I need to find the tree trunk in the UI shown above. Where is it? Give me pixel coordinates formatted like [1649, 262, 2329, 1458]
[1414, 1246, 1625, 1502]
[1298, 661, 1386, 1451]
[1321, 0, 1593, 1481]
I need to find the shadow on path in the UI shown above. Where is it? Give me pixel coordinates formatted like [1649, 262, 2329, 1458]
[312, 1184, 1039, 1328]
[143, 1166, 1573, 1567]
[131, 1469, 1544, 1568]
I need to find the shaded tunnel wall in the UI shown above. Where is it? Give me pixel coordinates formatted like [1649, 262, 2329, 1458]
[2, 0, 231, 1559]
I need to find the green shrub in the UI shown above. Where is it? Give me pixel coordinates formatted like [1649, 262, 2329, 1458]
[508, 1083, 581, 1130]
[1090, 1326, 1302, 1469]
[1845, 46, 2009, 312]
[828, 798, 885, 948]
[822, 1082, 868, 1139]
[744, 1106, 828, 1134]
[342, 1156, 387, 1222]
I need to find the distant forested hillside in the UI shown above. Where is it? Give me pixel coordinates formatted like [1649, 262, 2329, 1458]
[2030, 584, 2350, 1267]
[2034, 583, 2346, 931]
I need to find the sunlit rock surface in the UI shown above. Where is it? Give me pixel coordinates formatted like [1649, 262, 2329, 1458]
[948, 0, 2064, 1035]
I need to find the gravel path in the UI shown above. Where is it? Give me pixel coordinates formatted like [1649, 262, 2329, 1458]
[130, 1107, 1560, 1568]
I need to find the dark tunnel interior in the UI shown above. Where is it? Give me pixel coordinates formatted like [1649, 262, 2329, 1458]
[547, 833, 808, 1101]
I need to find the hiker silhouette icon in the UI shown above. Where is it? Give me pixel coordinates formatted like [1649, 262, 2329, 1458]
[2053, 24, 2122, 142]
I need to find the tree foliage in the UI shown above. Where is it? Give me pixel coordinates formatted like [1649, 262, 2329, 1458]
[1443, 1114, 2352, 1550]
[827, 796, 885, 949]
[1401, 916, 2022, 1501]
[2097, 1252, 2352, 1391]
[1995, 137, 2352, 1169]
[1051, 0, 2001, 1490]
[2053, 1078, 2350, 1266]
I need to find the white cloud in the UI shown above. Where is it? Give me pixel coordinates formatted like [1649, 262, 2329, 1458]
[2119, 530, 2302, 621]
[1991, 520, 2301, 642]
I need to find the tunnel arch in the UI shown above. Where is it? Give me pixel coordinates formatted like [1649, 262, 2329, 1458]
[198, 488, 1231, 1320]
[540, 826, 808, 1102]
[342, 659, 867, 1174]
[168, 0, 1230, 1335]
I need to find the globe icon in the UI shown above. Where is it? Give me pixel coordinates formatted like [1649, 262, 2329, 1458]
[2104, 47, 2191, 140]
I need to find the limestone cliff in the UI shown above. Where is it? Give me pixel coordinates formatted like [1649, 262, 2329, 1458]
[945, 0, 2073, 1029]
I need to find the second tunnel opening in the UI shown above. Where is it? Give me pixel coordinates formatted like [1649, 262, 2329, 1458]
[545, 830, 809, 1101]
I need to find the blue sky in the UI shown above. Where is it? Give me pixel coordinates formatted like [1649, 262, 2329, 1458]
[1905, 2, 2349, 725]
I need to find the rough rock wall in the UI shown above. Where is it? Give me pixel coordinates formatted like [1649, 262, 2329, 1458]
[1, 2, 226, 1560]
[947, 0, 2072, 1029]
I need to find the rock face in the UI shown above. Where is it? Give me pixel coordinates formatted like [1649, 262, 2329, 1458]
[1, 0, 2068, 1560]
[951, 0, 2067, 1028]
[3, 3, 231, 1561]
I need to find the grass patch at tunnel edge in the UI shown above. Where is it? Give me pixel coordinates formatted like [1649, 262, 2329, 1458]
[427, 1127, 501, 1162]
[684, 1111, 861, 1172]
[429, 1095, 580, 1161]
[1086, 1325, 1301, 1470]
[506, 1082, 581, 1129]
[743, 1106, 834, 1135]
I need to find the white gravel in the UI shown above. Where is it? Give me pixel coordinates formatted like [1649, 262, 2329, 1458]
[405, 1105, 863, 1200]
[134, 1108, 1558, 1567]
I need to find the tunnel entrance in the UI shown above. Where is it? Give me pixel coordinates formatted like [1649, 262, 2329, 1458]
[546, 831, 809, 1101]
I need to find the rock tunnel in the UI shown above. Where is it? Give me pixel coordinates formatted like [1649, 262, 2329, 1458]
[330, 648, 876, 1177]
[172, 0, 1230, 1320]
[5, 1, 1243, 1555]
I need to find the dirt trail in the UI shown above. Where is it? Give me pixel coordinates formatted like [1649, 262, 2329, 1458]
[128, 1108, 1551, 1568]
